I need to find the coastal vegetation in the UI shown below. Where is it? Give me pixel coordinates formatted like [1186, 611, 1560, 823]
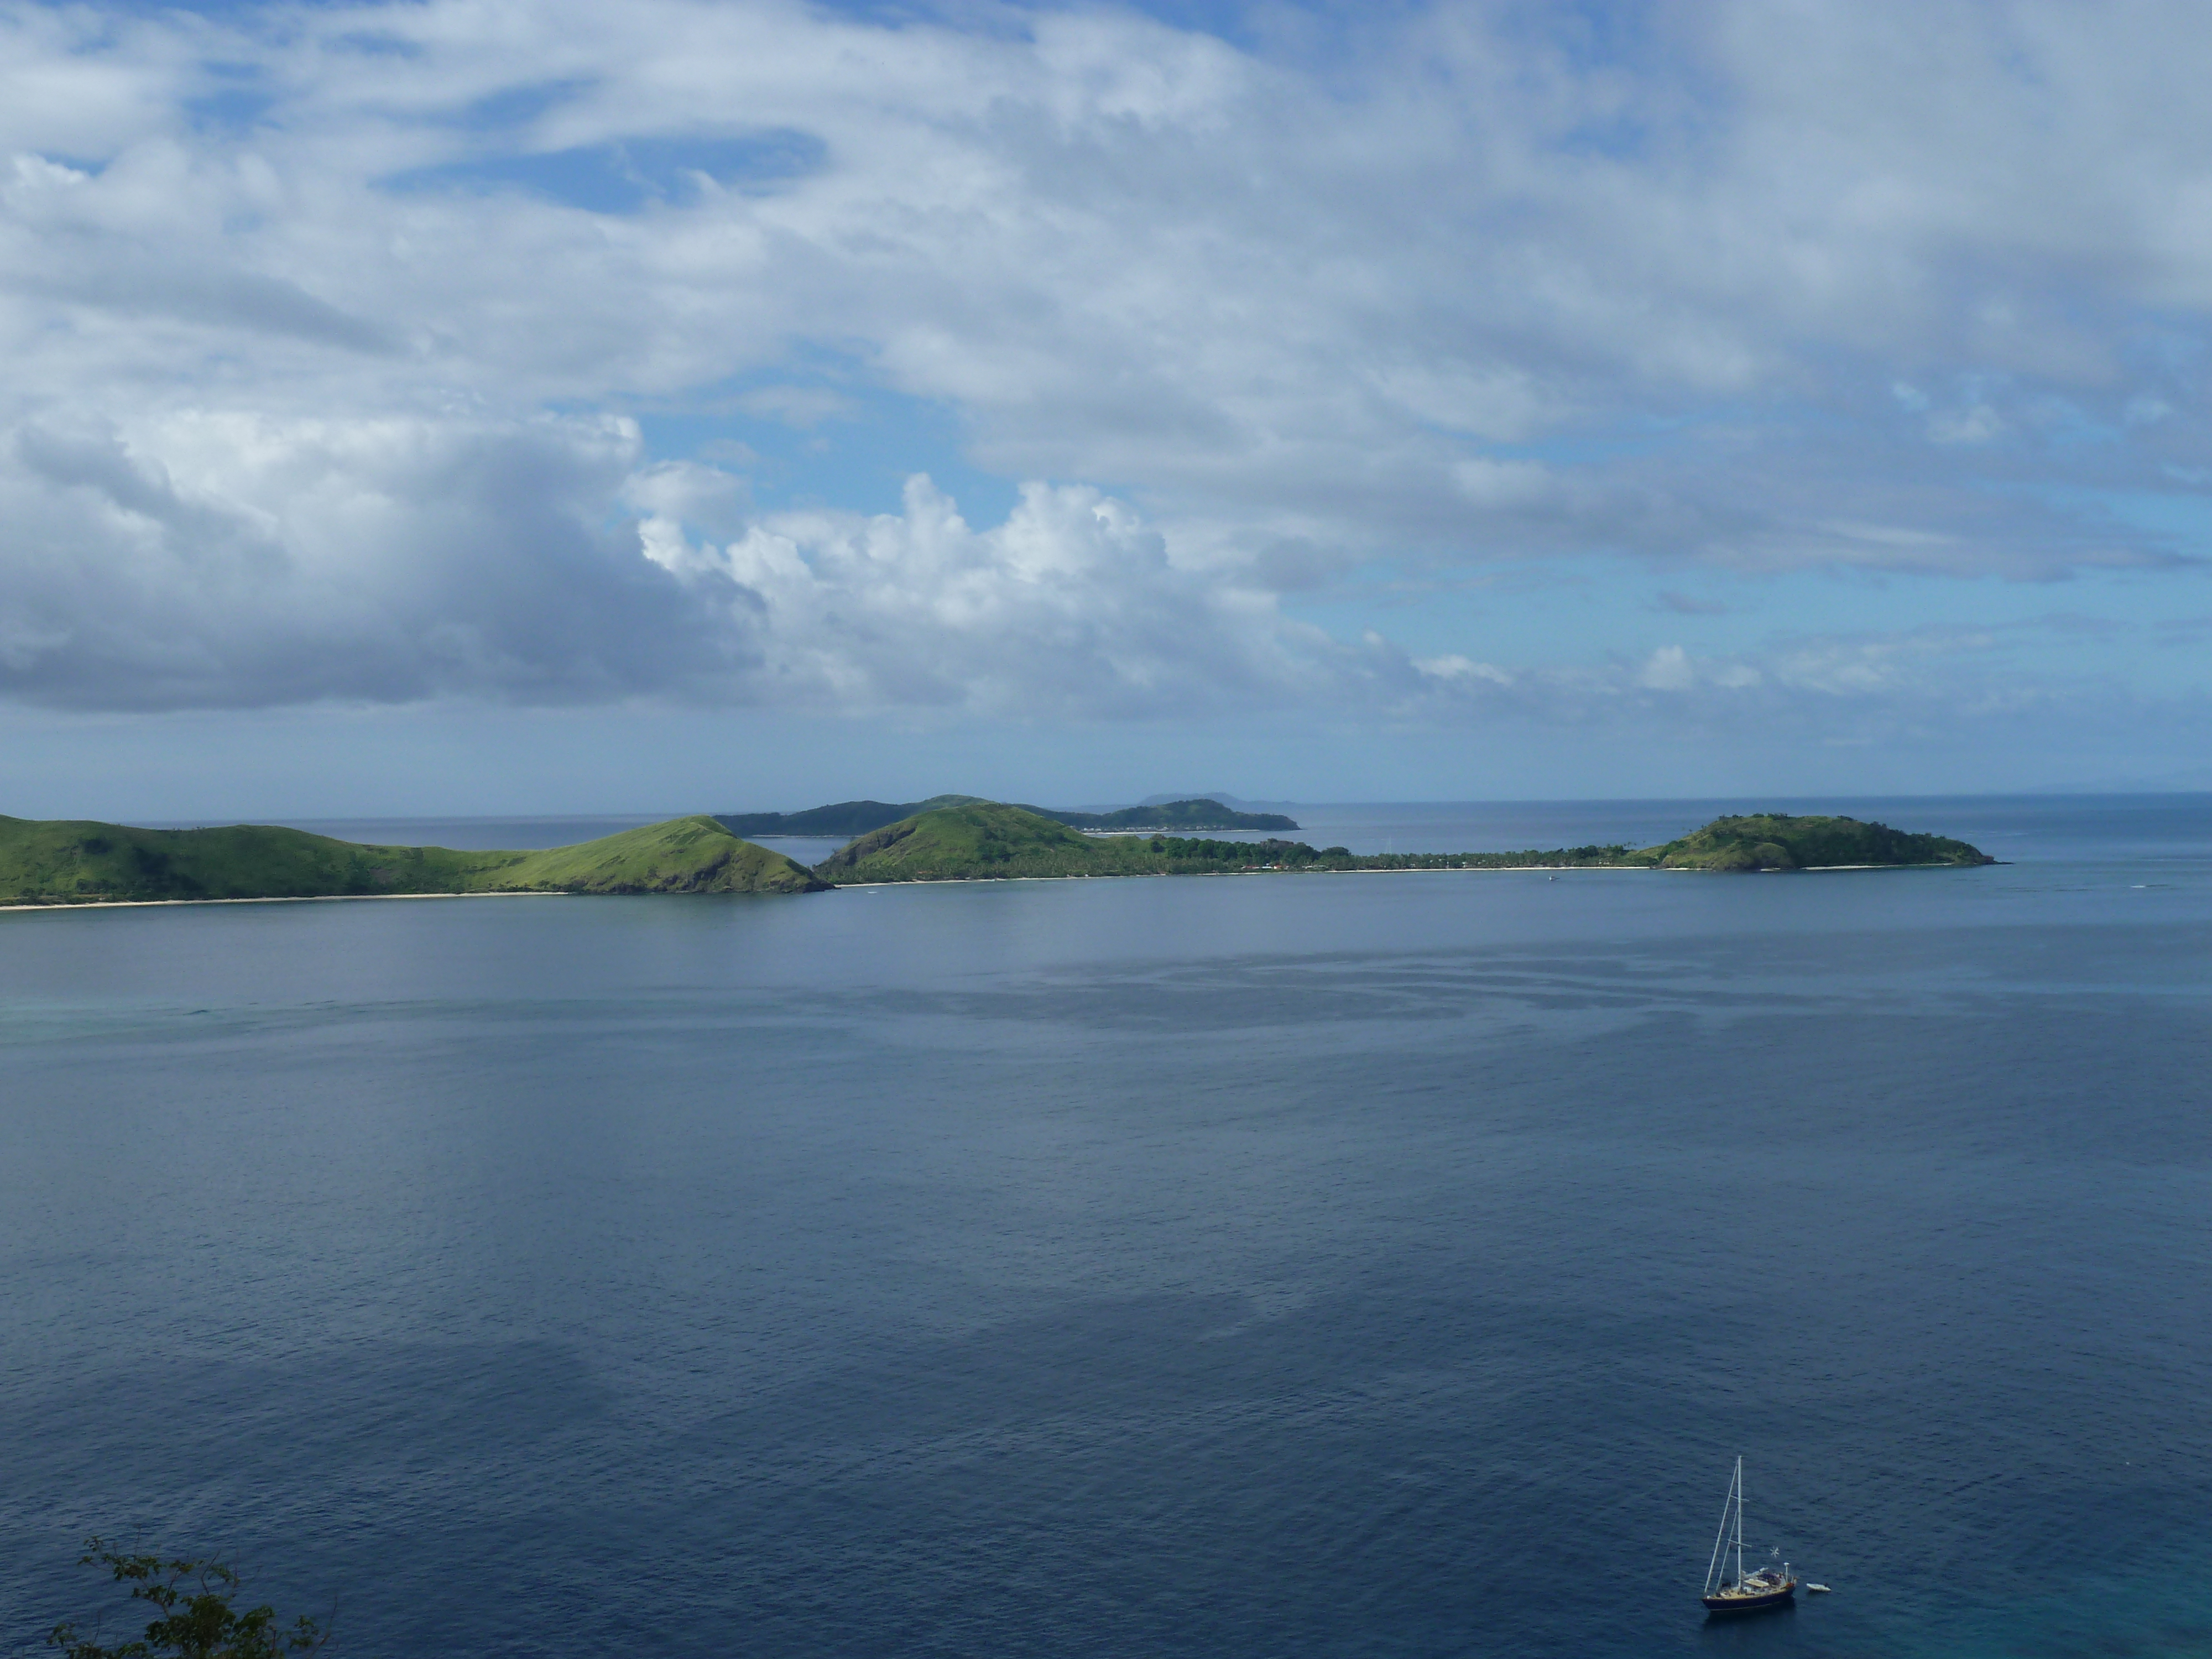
[0, 814, 824, 905]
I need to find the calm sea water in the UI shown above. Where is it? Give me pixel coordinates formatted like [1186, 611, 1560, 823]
[4, 796, 2210, 1658]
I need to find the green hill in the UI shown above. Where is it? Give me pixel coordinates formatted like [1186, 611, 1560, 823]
[813, 802, 1104, 881]
[483, 818, 828, 893]
[0, 814, 825, 905]
[1637, 813, 1994, 871]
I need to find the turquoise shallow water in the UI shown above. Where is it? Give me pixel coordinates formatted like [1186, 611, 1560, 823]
[3, 796, 2210, 1658]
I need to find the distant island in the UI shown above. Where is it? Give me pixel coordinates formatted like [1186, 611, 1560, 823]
[1038, 798, 1300, 832]
[0, 805, 1989, 908]
[718, 795, 1298, 838]
[716, 795, 990, 839]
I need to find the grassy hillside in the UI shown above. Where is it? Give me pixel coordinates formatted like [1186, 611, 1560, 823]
[814, 803, 1104, 880]
[0, 814, 825, 904]
[1639, 813, 1994, 870]
[484, 817, 828, 893]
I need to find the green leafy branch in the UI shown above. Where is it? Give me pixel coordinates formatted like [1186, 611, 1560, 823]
[46, 1538, 332, 1659]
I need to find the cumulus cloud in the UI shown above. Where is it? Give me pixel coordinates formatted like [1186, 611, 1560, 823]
[0, 421, 1333, 717]
[635, 474, 1322, 717]
[2, 0, 2211, 722]
[0, 413, 701, 708]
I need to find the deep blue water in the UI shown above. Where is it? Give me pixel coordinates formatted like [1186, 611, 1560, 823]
[4, 796, 2210, 1658]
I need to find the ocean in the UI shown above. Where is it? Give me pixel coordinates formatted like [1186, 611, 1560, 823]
[3, 795, 2209, 1658]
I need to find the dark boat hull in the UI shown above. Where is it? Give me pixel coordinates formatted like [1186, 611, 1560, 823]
[1702, 1586, 1796, 1615]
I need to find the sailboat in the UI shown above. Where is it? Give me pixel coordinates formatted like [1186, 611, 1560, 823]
[1701, 1456, 1797, 1614]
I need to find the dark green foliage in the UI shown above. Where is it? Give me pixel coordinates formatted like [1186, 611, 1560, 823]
[1125, 837, 1637, 873]
[1338, 844, 1642, 872]
[47, 1539, 330, 1659]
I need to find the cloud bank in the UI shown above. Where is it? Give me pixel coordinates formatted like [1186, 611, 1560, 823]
[3, 0, 2211, 733]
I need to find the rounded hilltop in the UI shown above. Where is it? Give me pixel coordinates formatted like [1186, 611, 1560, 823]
[1635, 813, 1995, 871]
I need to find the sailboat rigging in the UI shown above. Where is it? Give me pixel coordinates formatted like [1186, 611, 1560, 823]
[1700, 1456, 1796, 1614]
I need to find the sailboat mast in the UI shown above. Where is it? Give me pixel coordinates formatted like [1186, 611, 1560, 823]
[1734, 1456, 1744, 1589]
[1704, 1462, 1735, 1596]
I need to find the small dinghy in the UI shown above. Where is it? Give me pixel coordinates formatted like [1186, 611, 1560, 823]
[1806, 1583, 1832, 1594]
[1700, 1457, 1797, 1614]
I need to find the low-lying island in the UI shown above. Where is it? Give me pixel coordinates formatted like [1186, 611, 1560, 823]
[0, 803, 1992, 907]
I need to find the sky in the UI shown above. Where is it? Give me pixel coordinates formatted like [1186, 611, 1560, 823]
[5, 0, 2212, 816]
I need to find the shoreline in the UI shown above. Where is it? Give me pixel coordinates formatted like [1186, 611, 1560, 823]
[825, 860, 1987, 888]
[0, 890, 570, 914]
[827, 865, 1658, 888]
[0, 860, 1995, 909]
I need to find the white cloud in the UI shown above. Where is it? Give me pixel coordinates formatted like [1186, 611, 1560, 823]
[1926, 404, 2004, 445]
[2, 0, 2212, 725]
[734, 386, 855, 430]
[0, 411, 1333, 716]
[0, 402, 2063, 741]
[1415, 654, 1514, 687]
[1636, 645, 1697, 692]
[0, 412, 697, 708]
[637, 474, 1318, 717]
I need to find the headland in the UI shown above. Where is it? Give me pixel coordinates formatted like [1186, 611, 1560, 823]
[0, 814, 824, 906]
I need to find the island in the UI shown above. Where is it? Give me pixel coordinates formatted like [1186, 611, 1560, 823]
[1635, 813, 1991, 871]
[0, 815, 825, 905]
[812, 804, 1994, 883]
[719, 795, 1298, 838]
[0, 804, 1992, 908]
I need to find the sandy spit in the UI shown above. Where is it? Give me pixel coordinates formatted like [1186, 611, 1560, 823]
[825, 866, 1656, 889]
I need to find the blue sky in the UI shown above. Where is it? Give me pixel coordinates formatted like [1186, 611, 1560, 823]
[3, 0, 2212, 816]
